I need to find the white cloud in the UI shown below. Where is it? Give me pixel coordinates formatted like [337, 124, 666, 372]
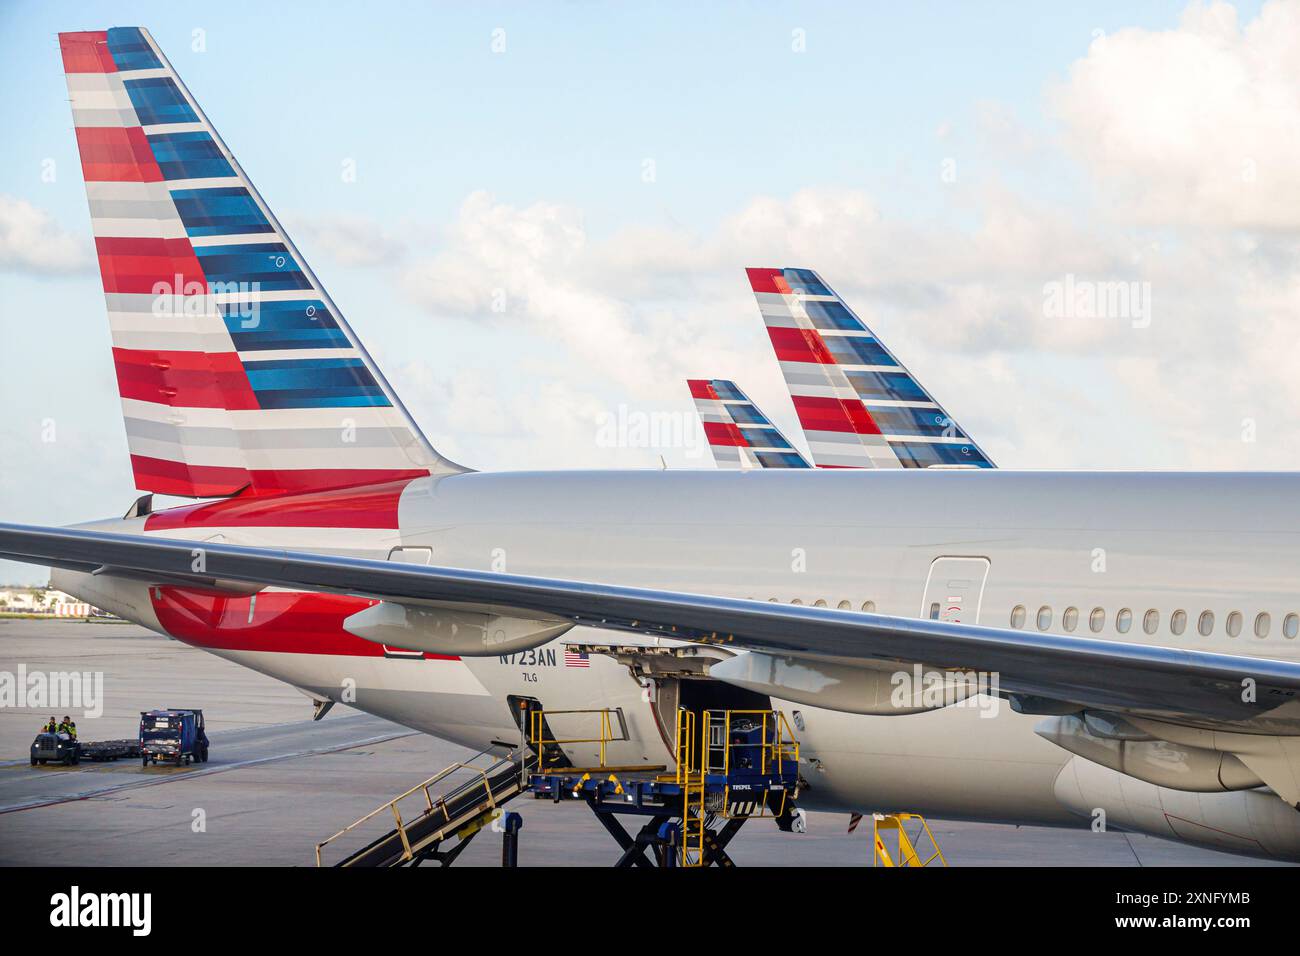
[351, 3, 1300, 474]
[0, 195, 91, 275]
[290, 214, 409, 266]
[1051, 0, 1300, 228]
[391, 172, 1300, 472]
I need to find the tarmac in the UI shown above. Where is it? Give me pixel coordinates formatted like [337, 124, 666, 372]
[0, 619, 1288, 866]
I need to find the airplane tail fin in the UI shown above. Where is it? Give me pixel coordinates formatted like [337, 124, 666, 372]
[59, 28, 464, 498]
[746, 268, 993, 469]
[687, 379, 810, 469]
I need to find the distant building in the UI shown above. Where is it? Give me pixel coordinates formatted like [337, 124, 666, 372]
[0, 587, 104, 617]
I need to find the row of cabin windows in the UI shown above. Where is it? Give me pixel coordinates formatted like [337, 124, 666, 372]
[768, 598, 878, 613]
[1009, 604, 1299, 639]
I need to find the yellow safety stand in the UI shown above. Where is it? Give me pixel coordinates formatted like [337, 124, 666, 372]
[871, 812, 948, 867]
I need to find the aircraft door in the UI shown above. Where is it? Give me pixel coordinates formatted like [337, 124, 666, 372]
[920, 556, 990, 624]
[378, 547, 433, 659]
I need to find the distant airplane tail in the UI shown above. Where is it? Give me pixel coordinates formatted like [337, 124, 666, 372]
[687, 379, 810, 469]
[746, 268, 993, 469]
[59, 28, 464, 498]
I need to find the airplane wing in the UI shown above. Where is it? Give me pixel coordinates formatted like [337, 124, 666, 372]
[748, 267, 995, 469]
[687, 379, 810, 469]
[3, 522, 1296, 729]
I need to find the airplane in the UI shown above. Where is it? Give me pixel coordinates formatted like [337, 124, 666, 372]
[747, 267, 995, 469]
[689, 297, 999, 471]
[7, 27, 1300, 863]
[687, 379, 810, 469]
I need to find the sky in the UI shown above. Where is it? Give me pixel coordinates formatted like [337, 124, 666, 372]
[2, 0, 1299, 583]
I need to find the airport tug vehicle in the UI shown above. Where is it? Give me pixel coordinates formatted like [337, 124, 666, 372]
[30, 732, 80, 766]
[29, 733, 141, 766]
[139, 709, 209, 767]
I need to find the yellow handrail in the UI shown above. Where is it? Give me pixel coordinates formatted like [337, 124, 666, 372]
[700, 709, 801, 818]
[674, 707, 695, 784]
[528, 708, 619, 768]
[872, 813, 948, 867]
[314, 759, 500, 866]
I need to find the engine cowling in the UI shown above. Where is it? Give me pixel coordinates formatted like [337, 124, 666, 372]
[707, 651, 981, 716]
[1036, 714, 1262, 792]
[1053, 754, 1300, 861]
[343, 601, 573, 657]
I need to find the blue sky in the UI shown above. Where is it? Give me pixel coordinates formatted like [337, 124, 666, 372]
[1, 0, 1296, 583]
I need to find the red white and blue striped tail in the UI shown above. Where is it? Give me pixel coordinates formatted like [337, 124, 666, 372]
[746, 268, 994, 470]
[59, 28, 464, 498]
[687, 379, 810, 469]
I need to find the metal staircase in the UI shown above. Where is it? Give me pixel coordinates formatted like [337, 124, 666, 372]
[315, 752, 530, 867]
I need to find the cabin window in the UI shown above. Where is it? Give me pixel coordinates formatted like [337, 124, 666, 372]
[1142, 609, 1159, 635]
[791, 598, 803, 605]
[929, 602, 941, 620]
[1062, 607, 1079, 632]
[1170, 610, 1187, 636]
[861, 600, 876, 613]
[1226, 611, 1242, 638]
[1010, 605, 1027, 628]
[1198, 611, 1215, 636]
[814, 599, 827, 608]
[837, 600, 851, 610]
[1089, 608, 1105, 633]
[1255, 613, 1271, 639]
[1285, 613, 1299, 639]
[1115, 608, 1132, 633]
[1036, 606, 1052, 631]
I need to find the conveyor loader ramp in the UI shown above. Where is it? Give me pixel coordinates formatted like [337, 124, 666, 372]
[316, 753, 530, 867]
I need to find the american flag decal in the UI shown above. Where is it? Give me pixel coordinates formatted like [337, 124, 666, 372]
[563, 649, 590, 668]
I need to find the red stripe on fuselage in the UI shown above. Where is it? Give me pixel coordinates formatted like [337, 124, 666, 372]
[144, 477, 421, 530]
[791, 395, 881, 435]
[59, 31, 116, 74]
[687, 379, 719, 400]
[96, 237, 206, 295]
[746, 268, 793, 295]
[74, 127, 162, 182]
[150, 588, 456, 660]
[767, 326, 837, 365]
[703, 421, 748, 447]
[112, 347, 260, 409]
[131, 455, 250, 497]
[242, 469, 430, 497]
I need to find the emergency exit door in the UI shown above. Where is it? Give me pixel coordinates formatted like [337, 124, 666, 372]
[920, 557, 990, 624]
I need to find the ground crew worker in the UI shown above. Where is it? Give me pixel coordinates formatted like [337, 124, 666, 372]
[44, 717, 58, 733]
[59, 716, 77, 739]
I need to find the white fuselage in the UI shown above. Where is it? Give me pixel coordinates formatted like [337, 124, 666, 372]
[56, 468, 1300, 860]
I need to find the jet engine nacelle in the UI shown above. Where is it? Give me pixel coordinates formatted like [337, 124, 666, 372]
[343, 601, 573, 657]
[1036, 714, 1262, 792]
[707, 651, 979, 716]
[1054, 754, 1300, 862]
